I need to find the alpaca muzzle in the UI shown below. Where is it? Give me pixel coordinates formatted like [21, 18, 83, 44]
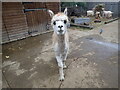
[58, 29, 63, 33]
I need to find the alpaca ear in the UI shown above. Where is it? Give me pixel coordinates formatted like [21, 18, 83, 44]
[48, 10, 54, 18]
[64, 7, 68, 15]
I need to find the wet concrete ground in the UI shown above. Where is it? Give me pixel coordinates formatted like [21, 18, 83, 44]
[2, 20, 118, 88]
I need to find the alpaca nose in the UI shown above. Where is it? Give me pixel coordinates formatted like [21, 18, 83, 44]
[58, 25, 63, 29]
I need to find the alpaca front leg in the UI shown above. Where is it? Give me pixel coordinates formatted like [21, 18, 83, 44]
[63, 48, 68, 69]
[63, 61, 67, 69]
[59, 66, 64, 81]
[56, 56, 64, 81]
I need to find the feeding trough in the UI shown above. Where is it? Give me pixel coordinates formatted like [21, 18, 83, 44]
[70, 17, 93, 29]
[70, 23, 93, 29]
[71, 17, 91, 24]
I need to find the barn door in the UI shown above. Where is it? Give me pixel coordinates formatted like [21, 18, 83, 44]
[23, 2, 50, 36]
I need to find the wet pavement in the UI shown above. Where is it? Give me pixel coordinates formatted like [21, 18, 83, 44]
[2, 20, 118, 88]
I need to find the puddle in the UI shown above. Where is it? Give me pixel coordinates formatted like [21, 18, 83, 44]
[86, 37, 119, 50]
[91, 40, 118, 50]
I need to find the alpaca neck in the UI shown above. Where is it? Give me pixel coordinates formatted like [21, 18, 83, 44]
[57, 34, 66, 53]
[57, 34, 65, 43]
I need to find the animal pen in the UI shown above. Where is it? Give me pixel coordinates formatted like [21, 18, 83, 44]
[2, 2, 60, 44]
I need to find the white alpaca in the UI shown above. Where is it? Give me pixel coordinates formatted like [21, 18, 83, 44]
[87, 10, 94, 16]
[103, 11, 113, 18]
[48, 8, 69, 81]
[102, 8, 113, 18]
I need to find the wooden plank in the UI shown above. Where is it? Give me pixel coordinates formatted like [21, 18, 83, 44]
[6, 26, 28, 32]
[104, 18, 119, 24]
[2, 22, 9, 43]
[45, 2, 59, 13]
[3, 17, 27, 22]
[3, 14, 25, 18]
[2, 2, 29, 42]
[3, 2, 22, 5]
[23, 2, 46, 9]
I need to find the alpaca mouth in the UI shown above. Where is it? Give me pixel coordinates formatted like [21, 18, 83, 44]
[58, 29, 63, 33]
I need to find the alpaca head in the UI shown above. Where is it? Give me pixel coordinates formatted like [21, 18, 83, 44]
[48, 8, 69, 35]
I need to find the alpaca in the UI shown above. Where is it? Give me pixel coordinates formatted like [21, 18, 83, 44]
[87, 10, 94, 17]
[48, 8, 69, 81]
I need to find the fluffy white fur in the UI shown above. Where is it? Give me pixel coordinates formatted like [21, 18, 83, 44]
[103, 11, 113, 18]
[48, 8, 69, 81]
[87, 10, 94, 16]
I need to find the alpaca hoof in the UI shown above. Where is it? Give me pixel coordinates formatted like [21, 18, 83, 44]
[63, 65, 67, 69]
[59, 76, 64, 81]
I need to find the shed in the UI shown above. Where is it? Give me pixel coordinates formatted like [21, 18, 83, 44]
[2, 2, 60, 44]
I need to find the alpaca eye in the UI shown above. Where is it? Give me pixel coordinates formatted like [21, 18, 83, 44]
[64, 20, 67, 24]
[53, 21, 56, 25]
